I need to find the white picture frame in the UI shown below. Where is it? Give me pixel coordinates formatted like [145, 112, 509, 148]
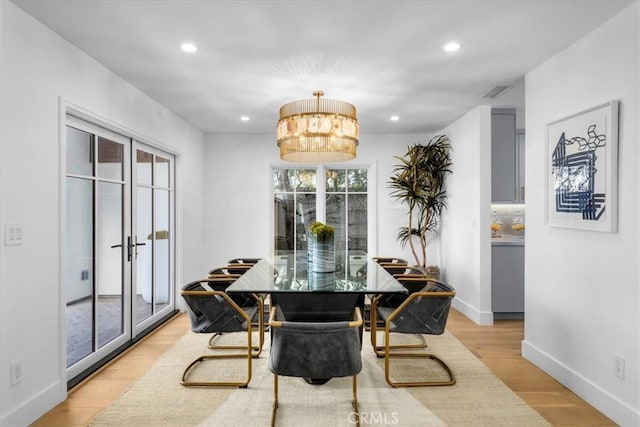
[546, 101, 619, 232]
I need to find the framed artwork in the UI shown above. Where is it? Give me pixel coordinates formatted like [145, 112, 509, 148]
[546, 101, 619, 232]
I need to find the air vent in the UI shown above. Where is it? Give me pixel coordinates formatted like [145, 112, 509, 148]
[482, 85, 512, 99]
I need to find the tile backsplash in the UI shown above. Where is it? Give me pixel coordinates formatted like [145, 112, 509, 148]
[491, 204, 525, 235]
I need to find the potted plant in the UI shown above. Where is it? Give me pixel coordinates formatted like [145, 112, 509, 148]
[388, 135, 452, 276]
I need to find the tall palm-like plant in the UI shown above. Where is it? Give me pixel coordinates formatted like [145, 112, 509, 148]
[388, 135, 452, 268]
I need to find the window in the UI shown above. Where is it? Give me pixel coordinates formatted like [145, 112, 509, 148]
[273, 166, 368, 261]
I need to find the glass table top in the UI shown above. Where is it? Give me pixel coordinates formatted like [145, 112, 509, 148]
[226, 250, 408, 294]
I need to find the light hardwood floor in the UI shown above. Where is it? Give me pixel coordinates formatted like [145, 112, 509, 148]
[33, 309, 615, 426]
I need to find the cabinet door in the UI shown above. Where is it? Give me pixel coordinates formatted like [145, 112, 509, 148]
[517, 131, 525, 202]
[491, 245, 525, 314]
[491, 111, 517, 202]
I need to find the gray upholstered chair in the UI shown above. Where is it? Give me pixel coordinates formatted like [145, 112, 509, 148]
[180, 278, 264, 387]
[209, 264, 270, 333]
[369, 273, 430, 355]
[268, 306, 363, 427]
[371, 277, 456, 387]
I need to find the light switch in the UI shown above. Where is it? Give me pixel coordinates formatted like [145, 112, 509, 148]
[4, 223, 23, 246]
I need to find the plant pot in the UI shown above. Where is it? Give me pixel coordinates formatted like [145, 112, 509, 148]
[309, 235, 335, 273]
[413, 265, 440, 281]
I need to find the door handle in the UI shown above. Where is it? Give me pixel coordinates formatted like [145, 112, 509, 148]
[127, 236, 148, 261]
[110, 244, 122, 249]
[127, 236, 133, 262]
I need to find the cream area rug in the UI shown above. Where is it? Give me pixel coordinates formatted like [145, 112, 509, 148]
[91, 328, 550, 427]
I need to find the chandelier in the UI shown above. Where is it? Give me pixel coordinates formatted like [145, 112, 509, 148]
[276, 91, 359, 163]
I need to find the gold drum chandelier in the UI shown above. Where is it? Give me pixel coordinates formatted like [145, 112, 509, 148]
[276, 91, 359, 163]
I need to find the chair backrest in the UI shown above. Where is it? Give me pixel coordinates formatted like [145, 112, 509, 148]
[388, 279, 455, 336]
[373, 257, 408, 265]
[268, 307, 363, 379]
[181, 279, 254, 334]
[228, 258, 261, 265]
[376, 271, 426, 308]
[208, 266, 241, 277]
[376, 258, 410, 276]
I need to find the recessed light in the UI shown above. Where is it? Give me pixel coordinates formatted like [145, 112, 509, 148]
[443, 41, 461, 53]
[180, 42, 197, 53]
[240, 116, 250, 122]
[390, 116, 400, 122]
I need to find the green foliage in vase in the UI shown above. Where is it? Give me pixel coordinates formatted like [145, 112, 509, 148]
[308, 221, 335, 242]
[388, 134, 452, 267]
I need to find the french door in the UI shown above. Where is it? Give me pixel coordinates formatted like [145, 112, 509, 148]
[64, 115, 175, 382]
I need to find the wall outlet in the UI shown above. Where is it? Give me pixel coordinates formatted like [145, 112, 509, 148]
[81, 269, 90, 280]
[10, 360, 22, 387]
[614, 355, 625, 379]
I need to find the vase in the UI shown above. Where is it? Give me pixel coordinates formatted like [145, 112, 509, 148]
[309, 234, 335, 273]
[308, 271, 336, 290]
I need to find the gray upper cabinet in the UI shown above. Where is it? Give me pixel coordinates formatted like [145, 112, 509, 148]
[516, 129, 525, 202]
[491, 109, 524, 202]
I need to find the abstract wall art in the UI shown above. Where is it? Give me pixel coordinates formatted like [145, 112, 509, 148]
[546, 101, 619, 232]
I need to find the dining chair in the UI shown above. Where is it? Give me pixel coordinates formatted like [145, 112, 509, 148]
[373, 256, 409, 276]
[209, 263, 269, 332]
[227, 257, 261, 265]
[369, 272, 430, 356]
[268, 305, 363, 427]
[180, 278, 264, 387]
[372, 277, 456, 387]
[362, 257, 411, 331]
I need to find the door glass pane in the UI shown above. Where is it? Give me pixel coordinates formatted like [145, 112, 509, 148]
[154, 189, 171, 310]
[155, 156, 170, 188]
[66, 127, 93, 176]
[273, 169, 291, 192]
[274, 193, 316, 251]
[96, 181, 124, 348]
[296, 169, 316, 192]
[97, 137, 123, 181]
[326, 194, 346, 268]
[65, 177, 94, 367]
[136, 187, 153, 322]
[348, 169, 368, 192]
[348, 194, 368, 251]
[326, 169, 345, 192]
[136, 150, 153, 186]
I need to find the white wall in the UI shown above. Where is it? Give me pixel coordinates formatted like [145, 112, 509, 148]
[0, 2, 206, 425]
[202, 132, 433, 268]
[523, 3, 639, 425]
[439, 106, 494, 325]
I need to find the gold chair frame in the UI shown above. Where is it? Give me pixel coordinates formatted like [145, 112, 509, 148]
[369, 293, 427, 356]
[377, 288, 457, 387]
[180, 286, 264, 388]
[369, 274, 435, 356]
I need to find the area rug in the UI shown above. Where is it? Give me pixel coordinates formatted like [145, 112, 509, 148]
[91, 329, 550, 426]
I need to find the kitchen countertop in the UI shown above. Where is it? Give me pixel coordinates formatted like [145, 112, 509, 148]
[491, 235, 525, 246]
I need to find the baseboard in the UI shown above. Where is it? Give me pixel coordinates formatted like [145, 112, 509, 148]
[0, 379, 64, 426]
[451, 298, 494, 325]
[522, 339, 640, 426]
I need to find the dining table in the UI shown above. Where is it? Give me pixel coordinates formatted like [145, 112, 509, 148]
[226, 250, 408, 384]
[225, 250, 408, 322]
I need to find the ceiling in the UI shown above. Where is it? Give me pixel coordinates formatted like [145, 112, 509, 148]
[13, 0, 634, 135]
